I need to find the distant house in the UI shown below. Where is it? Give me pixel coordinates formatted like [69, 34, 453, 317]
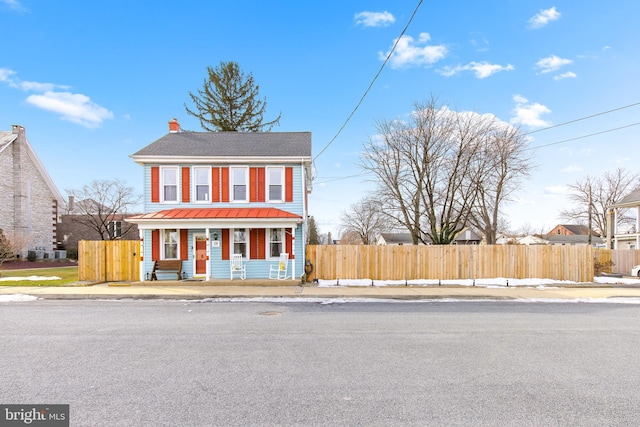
[377, 229, 481, 245]
[57, 213, 140, 251]
[546, 224, 603, 247]
[377, 233, 415, 246]
[607, 188, 640, 250]
[547, 224, 599, 237]
[0, 125, 64, 257]
[517, 235, 549, 245]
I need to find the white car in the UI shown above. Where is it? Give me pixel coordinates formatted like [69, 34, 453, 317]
[632, 265, 640, 277]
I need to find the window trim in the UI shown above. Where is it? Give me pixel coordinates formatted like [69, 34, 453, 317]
[231, 228, 249, 258]
[230, 166, 249, 203]
[267, 228, 284, 258]
[108, 220, 122, 238]
[162, 228, 179, 260]
[160, 166, 179, 204]
[193, 166, 211, 203]
[266, 167, 285, 203]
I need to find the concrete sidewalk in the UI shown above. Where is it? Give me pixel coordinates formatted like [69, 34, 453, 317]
[3, 281, 640, 301]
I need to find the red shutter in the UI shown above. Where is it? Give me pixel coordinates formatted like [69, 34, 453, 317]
[258, 168, 265, 202]
[250, 229, 266, 260]
[221, 168, 229, 202]
[151, 229, 160, 260]
[286, 230, 293, 259]
[180, 229, 188, 260]
[250, 168, 258, 202]
[285, 167, 293, 202]
[181, 167, 190, 203]
[221, 229, 230, 260]
[211, 167, 220, 202]
[151, 167, 159, 203]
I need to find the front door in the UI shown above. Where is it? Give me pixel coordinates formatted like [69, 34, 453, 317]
[195, 235, 207, 275]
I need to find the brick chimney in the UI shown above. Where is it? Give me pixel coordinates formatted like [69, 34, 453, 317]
[168, 118, 180, 133]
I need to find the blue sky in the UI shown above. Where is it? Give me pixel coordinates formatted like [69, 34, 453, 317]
[2, 0, 639, 237]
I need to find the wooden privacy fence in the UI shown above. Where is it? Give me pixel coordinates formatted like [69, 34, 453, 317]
[305, 245, 596, 283]
[594, 249, 640, 275]
[78, 240, 140, 282]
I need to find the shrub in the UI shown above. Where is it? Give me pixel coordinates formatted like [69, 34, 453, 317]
[67, 248, 78, 260]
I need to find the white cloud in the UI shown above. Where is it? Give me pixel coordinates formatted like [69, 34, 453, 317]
[536, 55, 572, 74]
[0, 0, 27, 11]
[1, 67, 112, 128]
[354, 11, 395, 28]
[379, 32, 447, 69]
[510, 95, 552, 128]
[438, 61, 515, 79]
[528, 7, 561, 29]
[554, 71, 577, 80]
[562, 165, 583, 173]
[545, 185, 568, 195]
[26, 91, 113, 128]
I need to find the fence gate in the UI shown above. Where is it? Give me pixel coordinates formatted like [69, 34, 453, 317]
[78, 240, 140, 282]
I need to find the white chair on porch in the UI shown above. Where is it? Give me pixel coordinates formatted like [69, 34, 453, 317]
[230, 254, 246, 280]
[269, 253, 289, 280]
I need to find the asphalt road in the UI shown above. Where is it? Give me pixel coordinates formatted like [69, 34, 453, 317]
[1, 300, 639, 426]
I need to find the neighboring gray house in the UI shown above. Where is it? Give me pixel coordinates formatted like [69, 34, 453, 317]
[607, 187, 640, 250]
[0, 125, 64, 257]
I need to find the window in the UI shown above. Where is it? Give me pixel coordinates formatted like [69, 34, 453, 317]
[108, 221, 122, 238]
[269, 228, 283, 258]
[163, 229, 178, 259]
[267, 167, 284, 202]
[162, 167, 178, 202]
[194, 167, 210, 202]
[231, 167, 248, 201]
[233, 229, 247, 258]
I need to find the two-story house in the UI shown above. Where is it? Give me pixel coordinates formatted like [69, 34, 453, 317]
[127, 120, 312, 281]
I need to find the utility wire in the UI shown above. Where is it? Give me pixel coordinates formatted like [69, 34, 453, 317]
[317, 120, 640, 185]
[528, 122, 640, 150]
[520, 101, 640, 136]
[312, 0, 424, 163]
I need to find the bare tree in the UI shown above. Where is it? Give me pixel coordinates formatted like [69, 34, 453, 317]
[66, 179, 142, 240]
[0, 229, 29, 265]
[362, 96, 528, 244]
[468, 121, 534, 244]
[339, 196, 393, 245]
[560, 167, 640, 235]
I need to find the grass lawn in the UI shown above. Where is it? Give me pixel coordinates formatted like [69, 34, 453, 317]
[0, 266, 79, 286]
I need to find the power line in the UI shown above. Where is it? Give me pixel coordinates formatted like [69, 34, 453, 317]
[312, 0, 424, 162]
[528, 122, 640, 150]
[316, 121, 640, 185]
[521, 101, 640, 136]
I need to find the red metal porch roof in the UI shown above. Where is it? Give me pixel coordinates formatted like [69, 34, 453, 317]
[128, 207, 302, 221]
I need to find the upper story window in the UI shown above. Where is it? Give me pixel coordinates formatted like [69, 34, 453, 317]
[267, 167, 284, 202]
[161, 167, 178, 203]
[231, 167, 248, 202]
[194, 167, 210, 202]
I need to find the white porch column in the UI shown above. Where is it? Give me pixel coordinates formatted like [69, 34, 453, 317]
[291, 227, 295, 279]
[139, 229, 145, 282]
[636, 206, 640, 249]
[205, 228, 211, 281]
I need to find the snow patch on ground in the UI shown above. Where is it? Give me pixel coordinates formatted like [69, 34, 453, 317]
[0, 276, 61, 282]
[0, 294, 39, 302]
[317, 276, 640, 287]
